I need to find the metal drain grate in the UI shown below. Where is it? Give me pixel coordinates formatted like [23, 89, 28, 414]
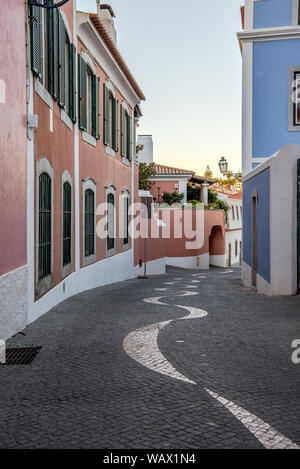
[1, 347, 42, 365]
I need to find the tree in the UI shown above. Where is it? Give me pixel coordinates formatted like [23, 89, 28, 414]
[161, 192, 184, 206]
[208, 190, 229, 223]
[139, 162, 156, 191]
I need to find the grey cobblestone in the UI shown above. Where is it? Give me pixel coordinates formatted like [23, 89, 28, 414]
[0, 267, 299, 448]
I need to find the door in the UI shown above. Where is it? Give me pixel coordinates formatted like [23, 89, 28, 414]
[228, 244, 232, 267]
[252, 190, 258, 289]
[297, 160, 300, 292]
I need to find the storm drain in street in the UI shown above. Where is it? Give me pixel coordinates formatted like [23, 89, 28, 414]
[0, 347, 42, 365]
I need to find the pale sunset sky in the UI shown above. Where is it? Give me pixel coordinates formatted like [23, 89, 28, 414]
[77, 0, 243, 177]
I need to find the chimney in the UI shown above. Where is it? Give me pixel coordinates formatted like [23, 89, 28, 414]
[97, 2, 117, 45]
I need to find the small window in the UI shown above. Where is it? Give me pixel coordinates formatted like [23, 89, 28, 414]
[84, 189, 95, 257]
[294, 72, 300, 125]
[123, 193, 129, 247]
[236, 206, 239, 220]
[63, 182, 72, 267]
[232, 206, 235, 220]
[240, 206, 243, 219]
[107, 192, 115, 252]
[39, 172, 52, 280]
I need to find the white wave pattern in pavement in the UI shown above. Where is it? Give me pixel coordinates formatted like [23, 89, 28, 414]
[205, 389, 300, 449]
[123, 321, 196, 385]
[124, 282, 300, 449]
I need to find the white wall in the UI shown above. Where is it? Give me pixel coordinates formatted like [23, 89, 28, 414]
[137, 135, 154, 164]
[0, 266, 28, 341]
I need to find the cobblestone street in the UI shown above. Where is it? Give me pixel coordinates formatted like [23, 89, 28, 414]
[1, 267, 300, 449]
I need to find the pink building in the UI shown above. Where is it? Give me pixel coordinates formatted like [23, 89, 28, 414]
[0, 0, 28, 340]
[0, 1, 229, 341]
[1, 1, 145, 340]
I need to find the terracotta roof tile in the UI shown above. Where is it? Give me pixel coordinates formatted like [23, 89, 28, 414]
[154, 164, 195, 176]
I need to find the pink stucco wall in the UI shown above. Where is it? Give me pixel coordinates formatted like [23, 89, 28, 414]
[134, 207, 225, 266]
[0, 0, 27, 276]
[150, 181, 180, 202]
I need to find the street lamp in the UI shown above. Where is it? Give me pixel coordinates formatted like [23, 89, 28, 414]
[218, 157, 242, 180]
[157, 186, 161, 203]
[218, 157, 228, 176]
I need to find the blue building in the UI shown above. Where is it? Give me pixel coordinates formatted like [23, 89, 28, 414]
[238, 0, 300, 295]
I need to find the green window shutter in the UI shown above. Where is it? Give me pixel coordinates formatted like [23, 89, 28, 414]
[58, 12, 66, 108]
[78, 55, 87, 131]
[92, 74, 100, 139]
[96, 76, 100, 140]
[120, 106, 125, 157]
[128, 114, 132, 161]
[69, 44, 76, 123]
[52, 8, 59, 100]
[30, 6, 43, 78]
[47, 9, 54, 95]
[112, 98, 119, 151]
[103, 84, 109, 145]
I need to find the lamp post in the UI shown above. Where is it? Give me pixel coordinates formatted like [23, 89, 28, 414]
[157, 186, 161, 204]
[218, 157, 242, 180]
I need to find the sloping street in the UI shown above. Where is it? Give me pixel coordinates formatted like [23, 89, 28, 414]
[1, 268, 300, 449]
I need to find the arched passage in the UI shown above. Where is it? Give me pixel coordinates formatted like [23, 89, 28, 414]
[209, 225, 226, 267]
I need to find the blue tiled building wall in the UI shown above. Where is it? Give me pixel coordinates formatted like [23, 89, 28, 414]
[254, 0, 293, 29]
[243, 168, 271, 283]
[253, 39, 300, 158]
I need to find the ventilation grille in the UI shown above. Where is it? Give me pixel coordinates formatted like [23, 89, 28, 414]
[0, 347, 42, 365]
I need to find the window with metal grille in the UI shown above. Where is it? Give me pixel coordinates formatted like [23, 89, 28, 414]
[107, 193, 115, 251]
[63, 182, 72, 266]
[39, 172, 52, 280]
[84, 189, 95, 257]
[123, 195, 129, 245]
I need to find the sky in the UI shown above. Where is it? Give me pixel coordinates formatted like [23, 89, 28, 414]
[77, 0, 243, 177]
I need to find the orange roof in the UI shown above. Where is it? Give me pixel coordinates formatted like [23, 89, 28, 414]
[155, 164, 195, 176]
[230, 192, 243, 200]
[214, 188, 242, 198]
[90, 14, 145, 101]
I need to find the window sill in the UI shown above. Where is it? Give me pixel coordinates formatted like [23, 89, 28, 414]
[122, 157, 130, 167]
[34, 78, 53, 110]
[123, 243, 130, 252]
[61, 109, 73, 131]
[82, 131, 97, 147]
[288, 124, 300, 132]
[83, 254, 96, 267]
[36, 274, 53, 299]
[62, 262, 73, 280]
[106, 247, 116, 258]
[105, 146, 116, 158]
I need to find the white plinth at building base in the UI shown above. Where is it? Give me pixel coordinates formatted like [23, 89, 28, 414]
[0, 340, 6, 364]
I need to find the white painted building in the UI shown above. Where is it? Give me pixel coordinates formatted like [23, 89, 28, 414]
[137, 135, 154, 165]
[213, 191, 243, 268]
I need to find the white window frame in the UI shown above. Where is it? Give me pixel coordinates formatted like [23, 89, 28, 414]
[36, 157, 54, 298]
[106, 185, 117, 257]
[288, 66, 300, 131]
[61, 170, 73, 279]
[82, 178, 97, 267]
